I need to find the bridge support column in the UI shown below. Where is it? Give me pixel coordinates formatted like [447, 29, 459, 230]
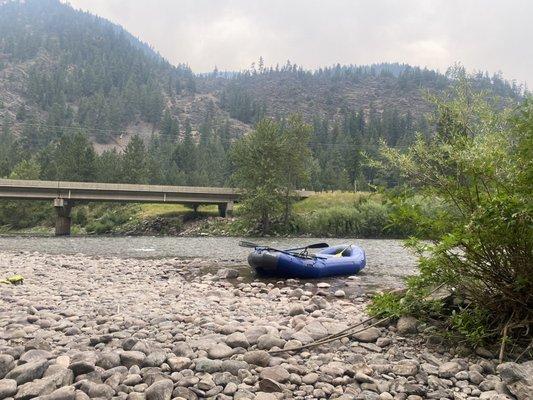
[218, 201, 234, 218]
[54, 198, 73, 236]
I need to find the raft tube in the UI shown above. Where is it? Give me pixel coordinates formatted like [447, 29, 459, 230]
[247, 244, 366, 279]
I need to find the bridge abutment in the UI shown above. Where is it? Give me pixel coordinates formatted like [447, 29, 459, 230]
[54, 198, 73, 236]
[218, 201, 234, 218]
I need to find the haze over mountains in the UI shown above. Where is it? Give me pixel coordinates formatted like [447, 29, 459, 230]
[0, 0, 525, 148]
[0, 0, 528, 191]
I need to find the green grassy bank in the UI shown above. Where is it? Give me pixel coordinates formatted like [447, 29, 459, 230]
[0, 191, 446, 238]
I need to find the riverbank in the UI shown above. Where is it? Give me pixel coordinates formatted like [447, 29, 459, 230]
[1, 251, 529, 400]
[0, 191, 443, 238]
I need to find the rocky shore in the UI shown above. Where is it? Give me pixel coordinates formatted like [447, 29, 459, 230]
[0, 251, 531, 400]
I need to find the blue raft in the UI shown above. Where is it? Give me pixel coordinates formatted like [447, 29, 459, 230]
[248, 244, 366, 279]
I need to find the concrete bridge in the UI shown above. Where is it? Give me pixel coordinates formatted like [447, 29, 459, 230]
[0, 179, 313, 235]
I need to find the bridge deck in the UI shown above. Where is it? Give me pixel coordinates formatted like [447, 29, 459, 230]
[0, 179, 313, 204]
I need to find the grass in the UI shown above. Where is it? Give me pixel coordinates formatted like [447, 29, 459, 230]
[293, 191, 379, 214]
[291, 191, 395, 238]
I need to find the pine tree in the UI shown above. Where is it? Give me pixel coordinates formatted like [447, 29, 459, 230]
[121, 135, 147, 184]
[54, 132, 96, 182]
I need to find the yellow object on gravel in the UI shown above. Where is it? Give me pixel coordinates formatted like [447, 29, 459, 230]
[1, 275, 24, 285]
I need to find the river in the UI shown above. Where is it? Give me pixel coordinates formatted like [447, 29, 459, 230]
[0, 236, 418, 293]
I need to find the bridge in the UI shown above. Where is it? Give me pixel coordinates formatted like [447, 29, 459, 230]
[0, 179, 313, 235]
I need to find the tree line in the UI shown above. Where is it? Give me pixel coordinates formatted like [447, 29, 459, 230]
[0, 101, 426, 192]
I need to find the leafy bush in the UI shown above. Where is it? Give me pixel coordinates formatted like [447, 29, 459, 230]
[85, 205, 134, 234]
[296, 202, 388, 237]
[0, 200, 53, 229]
[294, 195, 393, 237]
[384, 194, 456, 239]
[449, 307, 492, 347]
[72, 207, 88, 226]
[373, 76, 533, 348]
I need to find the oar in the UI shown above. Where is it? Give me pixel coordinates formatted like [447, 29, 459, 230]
[239, 241, 329, 251]
[238, 241, 329, 259]
[334, 244, 352, 257]
[285, 242, 329, 251]
[239, 241, 267, 249]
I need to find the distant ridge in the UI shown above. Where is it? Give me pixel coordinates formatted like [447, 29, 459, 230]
[0, 0, 524, 148]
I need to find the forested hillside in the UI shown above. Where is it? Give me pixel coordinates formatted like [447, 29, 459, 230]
[0, 0, 526, 190]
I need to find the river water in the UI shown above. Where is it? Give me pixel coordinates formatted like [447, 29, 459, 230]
[0, 236, 418, 293]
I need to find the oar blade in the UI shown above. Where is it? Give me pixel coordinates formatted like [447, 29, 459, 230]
[239, 241, 260, 248]
[307, 242, 330, 249]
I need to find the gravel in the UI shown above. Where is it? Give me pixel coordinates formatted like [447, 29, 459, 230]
[0, 250, 530, 400]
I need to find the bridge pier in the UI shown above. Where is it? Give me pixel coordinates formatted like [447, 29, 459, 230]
[218, 201, 234, 218]
[54, 198, 73, 236]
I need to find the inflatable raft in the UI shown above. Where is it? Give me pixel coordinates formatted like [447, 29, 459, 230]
[247, 244, 366, 279]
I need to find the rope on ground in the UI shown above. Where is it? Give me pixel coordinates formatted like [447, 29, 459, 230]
[269, 283, 447, 355]
[297, 315, 375, 345]
[269, 316, 390, 354]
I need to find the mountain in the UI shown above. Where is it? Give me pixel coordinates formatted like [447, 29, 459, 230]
[0, 0, 525, 189]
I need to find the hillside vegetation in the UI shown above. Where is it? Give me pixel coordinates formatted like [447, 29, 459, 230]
[0, 0, 526, 191]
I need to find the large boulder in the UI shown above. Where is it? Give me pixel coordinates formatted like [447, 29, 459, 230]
[0, 379, 17, 399]
[171, 342, 195, 358]
[43, 365, 74, 387]
[0, 355, 15, 379]
[166, 356, 192, 372]
[352, 327, 382, 343]
[225, 332, 250, 349]
[438, 361, 463, 378]
[497, 361, 533, 400]
[259, 366, 290, 383]
[396, 316, 418, 334]
[6, 359, 49, 385]
[37, 385, 76, 400]
[217, 268, 239, 279]
[78, 381, 114, 399]
[288, 304, 305, 316]
[120, 351, 146, 368]
[194, 358, 222, 373]
[392, 361, 419, 377]
[256, 334, 286, 350]
[244, 326, 269, 345]
[207, 344, 233, 359]
[143, 351, 167, 368]
[301, 320, 328, 340]
[221, 360, 249, 376]
[242, 350, 270, 367]
[19, 350, 53, 364]
[145, 379, 173, 400]
[96, 352, 121, 370]
[14, 377, 55, 400]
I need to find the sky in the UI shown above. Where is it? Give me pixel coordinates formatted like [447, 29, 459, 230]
[67, 0, 532, 86]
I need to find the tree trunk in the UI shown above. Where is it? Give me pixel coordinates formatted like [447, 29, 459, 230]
[261, 210, 269, 235]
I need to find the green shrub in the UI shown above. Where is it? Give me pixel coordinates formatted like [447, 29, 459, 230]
[295, 199, 391, 237]
[72, 207, 88, 226]
[374, 78, 533, 347]
[449, 307, 491, 347]
[85, 205, 135, 234]
[0, 200, 53, 229]
[384, 194, 455, 238]
[85, 220, 110, 235]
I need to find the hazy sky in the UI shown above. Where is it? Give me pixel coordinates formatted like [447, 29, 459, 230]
[67, 0, 532, 85]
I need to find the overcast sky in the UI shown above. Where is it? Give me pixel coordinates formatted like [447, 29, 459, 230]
[67, 0, 532, 86]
